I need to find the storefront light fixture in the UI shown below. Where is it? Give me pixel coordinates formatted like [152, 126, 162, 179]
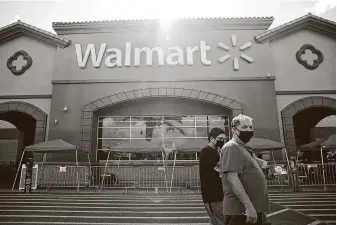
[63, 105, 69, 112]
[54, 118, 58, 124]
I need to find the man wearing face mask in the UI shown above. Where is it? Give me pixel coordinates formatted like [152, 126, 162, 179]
[220, 114, 271, 225]
[199, 127, 227, 225]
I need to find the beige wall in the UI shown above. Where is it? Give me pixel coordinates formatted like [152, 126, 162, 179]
[0, 36, 55, 95]
[54, 29, 272, 81]
[48, 80, 281, 159]
[271, 30, 336, 91]
[0, 99, 51, 140]
[276, 94, 336, 144]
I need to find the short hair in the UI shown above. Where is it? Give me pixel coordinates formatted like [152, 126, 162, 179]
[208, 127, 225, 142]
[231, 114, 253, 128]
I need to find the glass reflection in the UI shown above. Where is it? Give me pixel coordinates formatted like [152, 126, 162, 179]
[97, 115, 230, 160]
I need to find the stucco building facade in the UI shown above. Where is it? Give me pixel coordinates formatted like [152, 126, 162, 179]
[0, 13, 335, 165]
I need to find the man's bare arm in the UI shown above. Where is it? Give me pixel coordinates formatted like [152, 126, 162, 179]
[226, 172, 254, 210]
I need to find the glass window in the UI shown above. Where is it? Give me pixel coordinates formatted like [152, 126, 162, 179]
[99, 127, 130, 139]
[98, 117, 130, 127]
[97, 115, 230, 160]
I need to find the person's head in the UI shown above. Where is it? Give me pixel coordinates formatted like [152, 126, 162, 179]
[231, 114, 254, 143]
[208, 127, 226, 149]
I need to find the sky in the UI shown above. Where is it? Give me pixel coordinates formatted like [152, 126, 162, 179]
[0, 0, 335, 33]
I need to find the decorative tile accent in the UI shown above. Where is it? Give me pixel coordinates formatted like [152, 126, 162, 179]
[34, 134, 44, 143]
[283, 117, 293, 125]
[285, 124, 294, 131]
[301, 98, 313, 108]
[287, 138, 296, 146]
[125, 91, 136, 99]
[220, 98, 233, 107]
[82, 132, 91, 141]
[133, 90, 143, 98]
[283, 106, 297, 117]
[16, 103, 27, 112]
[190, 90, 200, 98]
[100, 97, 112, 106]
[150, 88, 159, 96]
[213, 96, 225, 104]
[322, 98, 334, 107]
[196, 92, 207, 100]
[25, 106, 36, 115]
[108, 95, 120, 103]
[83, 103, 97, 112]
[284, 131, 295, 139]
[8, 102, 19, 111]
[7, 50, 33, 75]
[167, 88, 175, 96]
[292, 101, 305, 112]
[117, 93, 128, 101]
[82, 126, 91, 134]
[142, 89, 151, 97]
[228, 101, 243, 110]
[82, 112, 92, 119]
[36, 120, 45, 128]
[35, 127, 45, 135]
[174, 88, 183, 96]
[81, 119, 92, 126]
[31, 110, 45, 121]
[205, 94, 216, 102]
[158, 88, 167, 96]
[81, 141, 91, 149]
[182, 89, 192, 97]
[0, 103, 9, 112]
[312, 97, 323, 106]
[296, 44, 324, 70]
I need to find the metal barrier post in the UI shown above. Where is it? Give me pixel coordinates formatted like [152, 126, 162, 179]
[98, 149, 111, 192]
[320, 147, 327, 191]
[76, 150, 79, 192]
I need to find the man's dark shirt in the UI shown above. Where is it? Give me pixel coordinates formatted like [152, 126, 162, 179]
[199, 145, 224, 203]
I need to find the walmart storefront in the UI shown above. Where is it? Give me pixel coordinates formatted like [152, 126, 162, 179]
[49, 18, 280, 163]
[0, 14, 335, 188]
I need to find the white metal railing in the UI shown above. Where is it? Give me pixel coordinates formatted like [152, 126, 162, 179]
[27, 163, 335, 190]
[37, 165, 88, 188]
[297, 163, 336, 187]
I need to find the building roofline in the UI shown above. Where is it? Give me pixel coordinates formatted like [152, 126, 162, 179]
[0, 20, 71, 48]
[52, 17, 274, 34]
[255, 13, 336, 43]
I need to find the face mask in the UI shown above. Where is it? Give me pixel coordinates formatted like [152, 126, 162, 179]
[215, 140, 225, 148]
[236, 128, 253, 143]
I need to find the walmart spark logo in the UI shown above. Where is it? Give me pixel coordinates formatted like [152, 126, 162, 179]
[217, 35, 254, 71]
